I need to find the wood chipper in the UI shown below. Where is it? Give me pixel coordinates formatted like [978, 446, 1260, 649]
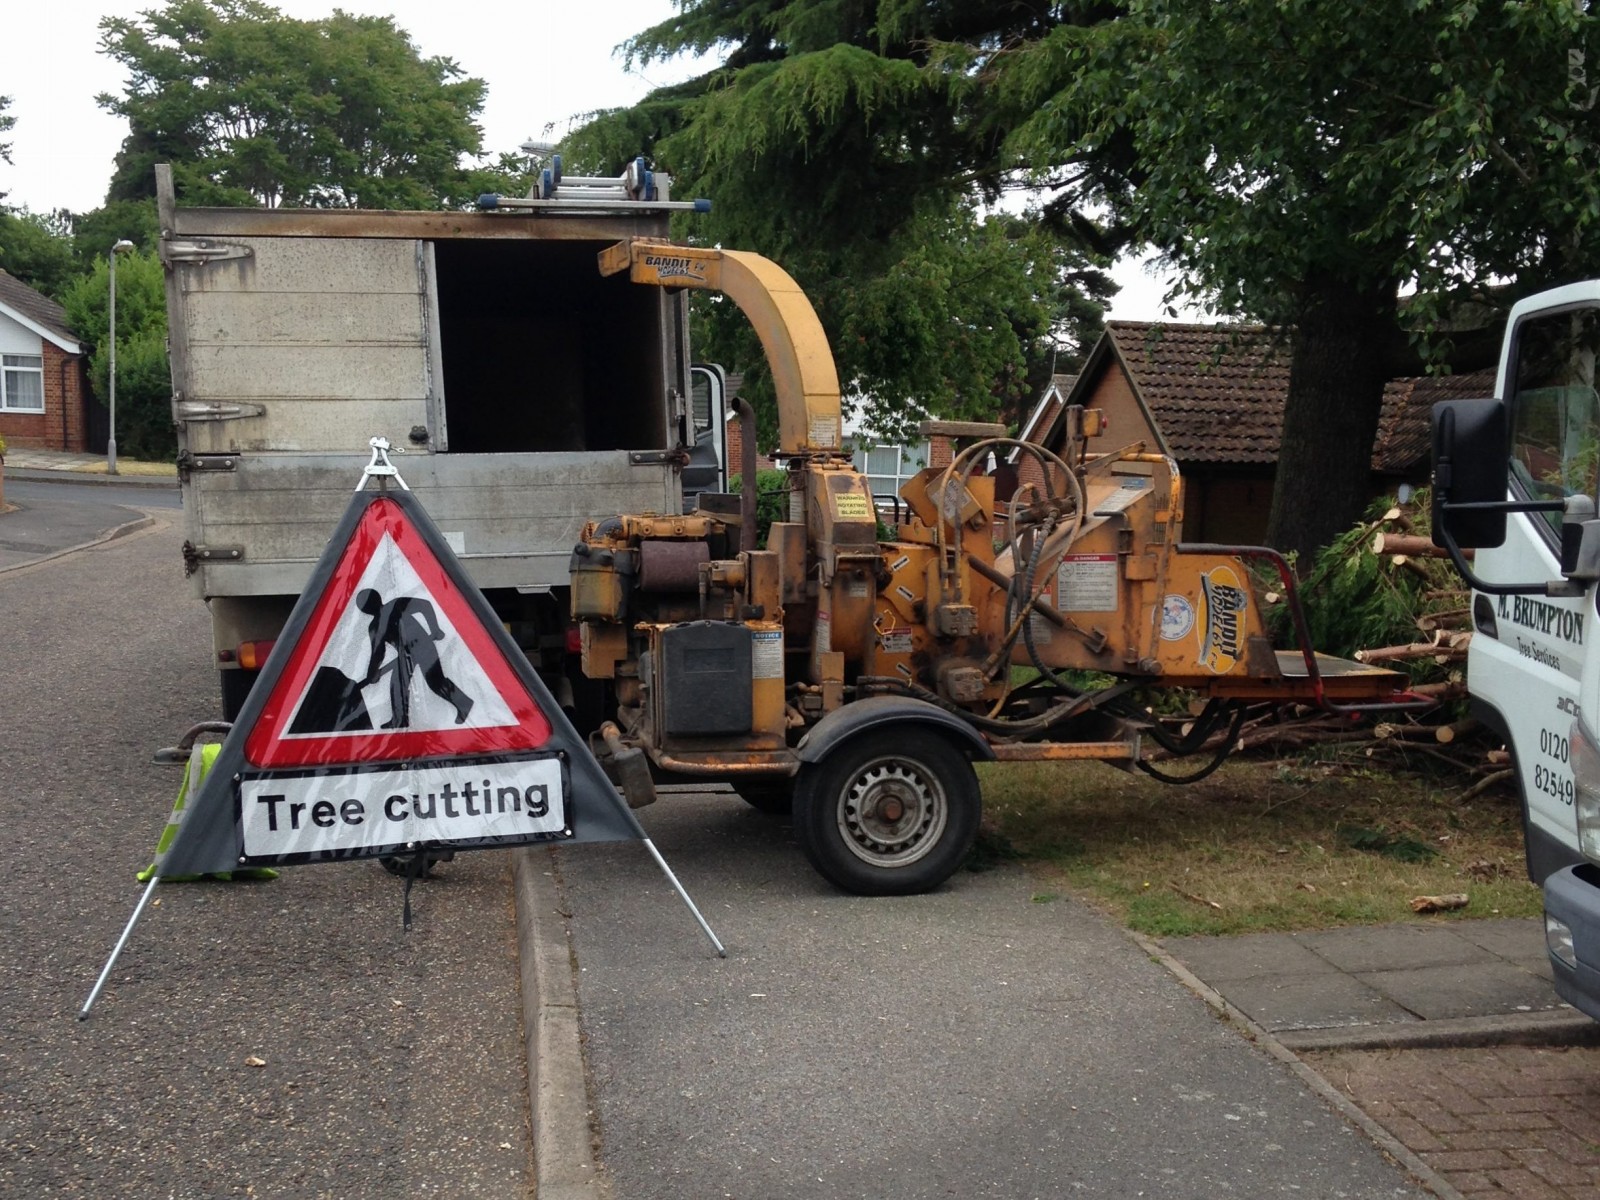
[570, 237, 1416, 895]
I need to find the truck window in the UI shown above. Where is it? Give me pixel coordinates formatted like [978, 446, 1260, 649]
[1509, 307, 1600, 542]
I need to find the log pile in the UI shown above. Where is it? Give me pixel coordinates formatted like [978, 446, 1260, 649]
[1220, 496, 1511, 796]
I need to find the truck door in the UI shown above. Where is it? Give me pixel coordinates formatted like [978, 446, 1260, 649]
[681, 363, 728, 500]
[1472, 301, 1600, 882]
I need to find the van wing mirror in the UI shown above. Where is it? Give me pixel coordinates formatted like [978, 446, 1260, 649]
[1430, 397, 1583, 597]
[1431, 397, 1508, 550]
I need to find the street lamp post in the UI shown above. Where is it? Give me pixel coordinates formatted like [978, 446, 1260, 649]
[107, 239, 135, 476]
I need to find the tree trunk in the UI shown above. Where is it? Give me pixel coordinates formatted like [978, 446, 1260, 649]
[1265, 275, 1400, 566]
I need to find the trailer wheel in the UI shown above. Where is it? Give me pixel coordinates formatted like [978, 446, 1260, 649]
[734, 781, 793, 816]
[793, 730, 980, 896]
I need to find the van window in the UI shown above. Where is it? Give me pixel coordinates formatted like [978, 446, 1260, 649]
[1509, 307, 1600, 541]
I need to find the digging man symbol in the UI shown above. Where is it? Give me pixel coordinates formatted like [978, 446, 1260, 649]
[357, 588, 474, 728]
[287, 582, 478, 736]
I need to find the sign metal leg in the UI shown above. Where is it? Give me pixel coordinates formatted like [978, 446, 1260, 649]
[641, 838, 727, 957]
[80, 876, 160, 1020]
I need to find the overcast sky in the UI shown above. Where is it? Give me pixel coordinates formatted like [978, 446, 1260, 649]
[2, 0, 1186, 320]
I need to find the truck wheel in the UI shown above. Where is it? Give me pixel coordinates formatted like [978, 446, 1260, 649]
[793, 730, 980, 896]
[735, 780, 793, 816]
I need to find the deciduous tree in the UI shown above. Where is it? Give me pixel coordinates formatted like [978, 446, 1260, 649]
[570, 2, 1111, 445]
[61, 250, 174, 460]
[98, 0, 490, 209]
[997, 0, 1600, 559]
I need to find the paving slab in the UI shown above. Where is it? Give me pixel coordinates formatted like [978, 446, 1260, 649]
[1298, 924, 1495, 974]
[1217, 970, 1422, 1033]
[1355, 963, 1567, 1022]
[1166, 930, 1339, 982]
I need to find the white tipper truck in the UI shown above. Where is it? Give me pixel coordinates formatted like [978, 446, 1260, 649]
[1431, 281, 1600, 1017]
[155, 160, 726, 723]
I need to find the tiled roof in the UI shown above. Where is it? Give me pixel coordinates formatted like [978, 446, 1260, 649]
[1107, 321, 1287, 465]
[1375, 368, 1496, 475]
[0, 270, 80, 350]
[1106, 321, 1493, 473]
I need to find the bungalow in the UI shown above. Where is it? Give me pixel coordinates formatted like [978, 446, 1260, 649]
[1019, 322, 1494, 543]
[0, 270, 93, 453]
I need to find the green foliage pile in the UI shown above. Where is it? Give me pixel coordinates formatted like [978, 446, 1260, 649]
[1284, 491, 1464, 686]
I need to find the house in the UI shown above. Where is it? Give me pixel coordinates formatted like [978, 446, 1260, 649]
[723, 374, 961, 508]
[1019, 321, 1495, 543]
[0, 270, 93, 452]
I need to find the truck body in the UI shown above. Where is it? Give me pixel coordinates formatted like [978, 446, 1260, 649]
[156, 164, 725, 719]
[1432, 281, 1600, 1017]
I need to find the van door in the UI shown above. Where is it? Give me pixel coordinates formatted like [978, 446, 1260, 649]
[1472, 302, 1600, 881]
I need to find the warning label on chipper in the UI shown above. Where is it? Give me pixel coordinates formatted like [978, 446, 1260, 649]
[1057, 554, 1118, 613]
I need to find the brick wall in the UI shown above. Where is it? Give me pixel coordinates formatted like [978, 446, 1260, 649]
[726, 412, 777, 480]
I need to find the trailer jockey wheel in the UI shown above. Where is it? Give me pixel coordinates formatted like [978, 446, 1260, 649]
[793, 729, 981, 896]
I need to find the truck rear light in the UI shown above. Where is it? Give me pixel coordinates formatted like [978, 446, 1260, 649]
[566, 626, 584, 655]
[238, 639, 276, 671]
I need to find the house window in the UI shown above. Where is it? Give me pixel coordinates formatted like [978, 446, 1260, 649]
[1, 354, 44, 412]
[851, 440, 931, 503]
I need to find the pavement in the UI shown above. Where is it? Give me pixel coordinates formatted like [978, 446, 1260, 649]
[1, 444, 179, 484]
[523, 809, 1600, 1200]
[11, 454, 1600, 1198]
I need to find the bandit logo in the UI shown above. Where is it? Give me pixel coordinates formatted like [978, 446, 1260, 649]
[642, 253, 706, 284]
[1197, 566, 1250, 674]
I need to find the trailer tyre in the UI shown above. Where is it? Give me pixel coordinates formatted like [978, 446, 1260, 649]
[793, 730, 980, 896]
[734, 781, 794, 816]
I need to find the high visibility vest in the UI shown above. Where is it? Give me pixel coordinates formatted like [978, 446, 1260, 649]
[137, 742, 277, 883]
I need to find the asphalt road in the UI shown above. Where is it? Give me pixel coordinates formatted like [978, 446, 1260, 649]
[5, 475, 184, 511]
[0, 483, 1440, 1198]
[0, 505, 534, 1197]
[556, 791, 1430, 1199]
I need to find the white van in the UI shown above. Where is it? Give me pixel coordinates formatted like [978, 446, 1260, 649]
[1431, 281, 1600, 1018]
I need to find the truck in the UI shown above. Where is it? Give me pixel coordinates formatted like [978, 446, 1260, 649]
[161, 164, 1419, 897]
[1430, 281, 1600, 1018]
[156, 159, 726, 723]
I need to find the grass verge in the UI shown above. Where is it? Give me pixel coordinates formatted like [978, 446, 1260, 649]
[975, 748, 1540, 937]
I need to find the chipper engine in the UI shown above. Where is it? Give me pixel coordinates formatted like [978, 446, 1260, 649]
[571, 238, 1415, 895]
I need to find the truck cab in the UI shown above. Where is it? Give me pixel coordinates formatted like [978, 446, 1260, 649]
[1432, 282, 1600, 1017]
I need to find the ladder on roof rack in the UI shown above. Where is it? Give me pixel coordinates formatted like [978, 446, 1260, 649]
[477, 152, 711, 214]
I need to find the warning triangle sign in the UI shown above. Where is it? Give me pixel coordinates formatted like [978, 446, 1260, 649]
[157, 484, 645, 877]
[246, 500, 552, 768]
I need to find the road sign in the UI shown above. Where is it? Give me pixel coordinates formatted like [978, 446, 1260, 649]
[155, 483, 646, 878]
[83, 451, 721, 1020]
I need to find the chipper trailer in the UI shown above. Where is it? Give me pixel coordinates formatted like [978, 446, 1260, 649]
[569, 237, 1419, 896]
